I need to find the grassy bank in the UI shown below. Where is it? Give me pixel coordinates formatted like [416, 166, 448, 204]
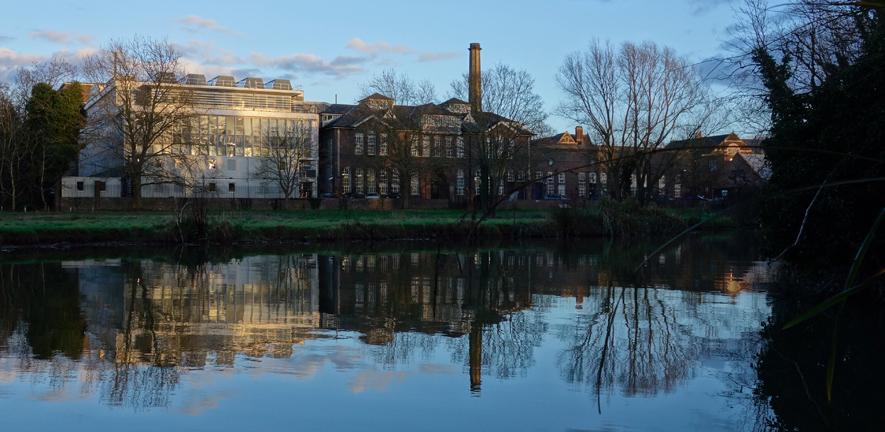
[0, 207, 735, 247]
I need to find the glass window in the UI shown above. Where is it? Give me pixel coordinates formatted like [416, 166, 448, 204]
[589, 172, 597, 184]
[546, 172, 554, 195]
[367, 133, 376, 156]
[456, 169, 465, 196]
[355, 168, 364, 194]
[391, 169, 400, 194]
[422, 136, 431, 158]
[379, 134, 388, 156]
[456, 137, 464, 158]
[558, 173, 566, 184]
[379, 170, 388, 195]
[355, 133, 364, 155]
[410, 174, 420, 196]
[342, 167, 351, 194]
[367, 169, 376, 193]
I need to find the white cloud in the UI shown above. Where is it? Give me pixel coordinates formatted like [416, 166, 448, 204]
[346, 38, 412, 56]
[178, 15, 238, 35]
[29, 30, 93, 45]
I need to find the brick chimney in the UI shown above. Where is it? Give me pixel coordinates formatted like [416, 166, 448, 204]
[575, 126, 584, 144]
[469, 43, 482, 113]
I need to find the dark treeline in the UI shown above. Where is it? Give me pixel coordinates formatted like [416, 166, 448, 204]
[0, 60, 86, 211]
[741, 1, 885, 429]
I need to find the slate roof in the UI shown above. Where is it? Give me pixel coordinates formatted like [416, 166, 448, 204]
[666, 134, 734, 150]
[320, 99, 532, 136]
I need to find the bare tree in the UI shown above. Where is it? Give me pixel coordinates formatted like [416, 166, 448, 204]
[0, 84, 24, 210]
[557, 40, 714, 202]
[82, 37, 196, 207]
[450, 63, 551, 136]
[254, 121, 314, 201]
[466, 120, 532, 216]
[359, 69, 437, 106]
[11, 56, 77, 108]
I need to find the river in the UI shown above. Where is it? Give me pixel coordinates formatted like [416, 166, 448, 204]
[0, 235, 783, 431]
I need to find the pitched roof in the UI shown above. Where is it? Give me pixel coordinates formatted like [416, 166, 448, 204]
[320, 98, 532, 136]
[666, 134, 734, 150]
[360, 92, 393, 101]
[735, 153, 772, 180]
[532, 131, 592, 148]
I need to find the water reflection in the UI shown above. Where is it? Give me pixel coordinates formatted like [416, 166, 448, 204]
[0, 236, 774, 429]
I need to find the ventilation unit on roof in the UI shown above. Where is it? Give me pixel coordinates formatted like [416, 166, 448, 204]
[209, 75, 236, 87]
[238, 77, 265, 89]
[183, 74, 207, 86]
[155, 72, 178, 83]
[265, 79, 292, 91]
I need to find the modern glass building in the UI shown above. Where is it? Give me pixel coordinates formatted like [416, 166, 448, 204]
[69, 74, 321, 200]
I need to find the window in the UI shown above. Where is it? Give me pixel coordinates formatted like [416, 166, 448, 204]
[342, 167, 351, 194]
[411, 137, 419, 157]
[445, 136, 454, 158]
[391, 169, 400, 194]
[228, 182, 236, 192]
[535, 171, 543, 182]
[456, 169, 465, 196]
[422, 136, 431, 158]
[674, 182, 682, 198]
[558, 184, 566, 198]
[410, 174, 420, 196]
[630, 174, 637, 192]
[600, 172, 608, 184]
[379, 170, 388, 195]
[367, 169, 376, 193]
[367, 133, 376, 156]
[558, 173, 566, 184]
[355, 133, 364, 155]
[578, 172, 587, 197]
[589, 172, 597, 184]
[432, 136, 443, 158]
[507, 171, 514, 182]
[379, 134, 388, 156]
[658, 175, 666, 190]
[208, 182, 217, 192]
[546, 172, 554, 195]
[355, 168, 364, 194]
[456, 137, 465, 158]
[76, 181, 84, 191]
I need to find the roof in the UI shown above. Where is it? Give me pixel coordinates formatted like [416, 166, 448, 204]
[735, 153, 772, 180]
[320, 98, 532, 136]
[532, 131, 592, 148]
[360, 92, 394, 101]
[666, 133, 735, 150]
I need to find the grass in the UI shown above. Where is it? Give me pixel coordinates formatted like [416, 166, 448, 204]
[0, 207, 733, 246]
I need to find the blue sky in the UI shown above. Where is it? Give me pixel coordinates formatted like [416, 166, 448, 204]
[0, 0, 739, 132]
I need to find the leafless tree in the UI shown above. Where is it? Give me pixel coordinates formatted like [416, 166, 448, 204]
[450, 63, 552, 136]
[11, 56, 77, 108]
[0, 85, 23, 210]
[82, 37, 196, 207]
[254, 121, 315, 201]
[359, 69, 437, 106]
[557, 40, 715, 203]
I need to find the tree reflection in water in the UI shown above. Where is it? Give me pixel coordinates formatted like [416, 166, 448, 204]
[0, 236, 773, 418]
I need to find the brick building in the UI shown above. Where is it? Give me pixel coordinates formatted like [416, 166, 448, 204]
[317, 44, 533, 205]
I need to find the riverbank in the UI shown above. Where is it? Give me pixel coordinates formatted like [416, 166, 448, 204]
[0, 208, 736, 247]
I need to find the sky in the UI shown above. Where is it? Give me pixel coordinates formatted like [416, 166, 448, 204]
[0, 0, 740, 133]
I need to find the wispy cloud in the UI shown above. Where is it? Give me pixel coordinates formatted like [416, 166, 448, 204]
[251, 52, 368, 78]
[178, 15, 238, 35]
[29, 30, 92, 45]
[346, 38, 412, 56]
[417, 51, 458, 62]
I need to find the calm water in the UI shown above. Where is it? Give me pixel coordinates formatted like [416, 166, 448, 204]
[0, 236, 777, 431]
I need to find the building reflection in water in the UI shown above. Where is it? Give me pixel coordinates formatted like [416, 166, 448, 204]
[0, 237, 772, 410]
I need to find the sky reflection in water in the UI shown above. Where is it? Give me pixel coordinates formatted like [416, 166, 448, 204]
[0, 236, 773, 431]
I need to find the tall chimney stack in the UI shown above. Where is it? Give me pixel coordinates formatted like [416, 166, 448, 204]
[469, 43, 482, 113]
[575, 126, 584, 144]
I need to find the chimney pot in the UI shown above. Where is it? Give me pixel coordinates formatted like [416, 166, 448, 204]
[575, 126, 584, 144]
